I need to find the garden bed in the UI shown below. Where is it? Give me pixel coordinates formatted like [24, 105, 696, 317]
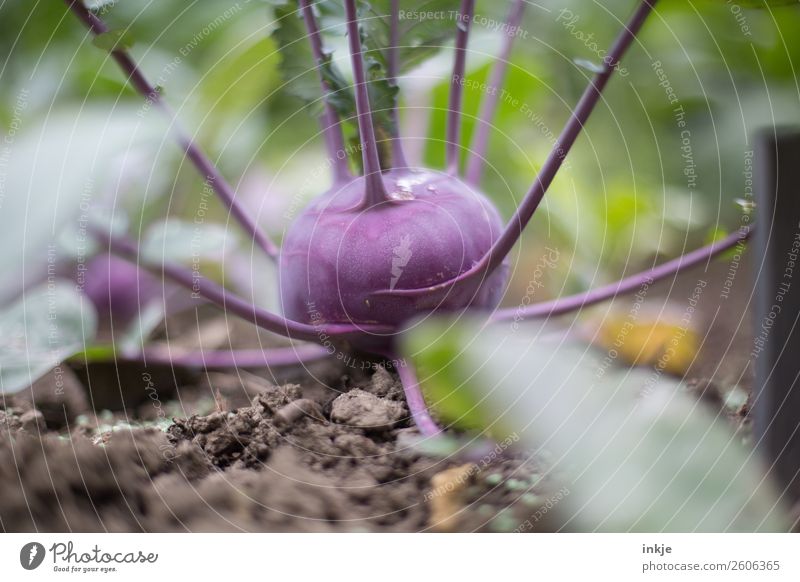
[0, 262, 753, 532]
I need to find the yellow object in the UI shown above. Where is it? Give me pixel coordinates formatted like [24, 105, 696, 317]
[427, 463, 477, 532]
[595, 314, 700, 376]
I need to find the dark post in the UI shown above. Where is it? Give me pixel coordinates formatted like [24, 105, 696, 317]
[754, 128, 800, 501]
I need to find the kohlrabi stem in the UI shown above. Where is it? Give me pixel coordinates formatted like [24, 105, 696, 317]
[492, 227, 751, 322]
[344, 0, 390, 205]
[482, 0, 658, 276]
[64, 0, 280, 260]
[129, 344, 331, 369]
[369, 0, 658, 304]
[96, 230, 392, 343]
[445, 0, 475, 174]
[465, 0, 526, 185]
[388, 0, 400, 81]
[299, 0, 351, 183]
[395, 358, 442, 437]
[387, 0, 409, 169]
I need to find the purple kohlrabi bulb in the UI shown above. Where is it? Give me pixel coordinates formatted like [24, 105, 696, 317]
[279, 169, 509, 330]
[81, 253, 159, 327]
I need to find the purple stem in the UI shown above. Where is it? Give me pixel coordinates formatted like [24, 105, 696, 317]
[344, 0, 390, 205]
[465, 0, 526, 185]
[64, 0, 280, 260]
[445, 0, 475, 174]
[128, 344, 331, 368]
[387, 0, 409, 169]
[477, 0, 658, 276]
[492, 227, 751, 322]
[299, 0, 351, 183]
[369, 0, 659, 304]
[388, 0, 400, 81]
[96, 229, 393, 343]
[395, 357, 442, 437]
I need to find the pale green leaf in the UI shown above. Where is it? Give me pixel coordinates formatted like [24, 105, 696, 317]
[0, 106, 162, 305]
[0, 283, 97, 393]
[405, 317, 790, 532]
[141, 218, 237, 265]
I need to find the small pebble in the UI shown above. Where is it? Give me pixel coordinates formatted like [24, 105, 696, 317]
[330, 389, 405, 431]
[20, 410, 46, 432]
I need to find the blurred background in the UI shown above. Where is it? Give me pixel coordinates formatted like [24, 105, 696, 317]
[1, 0, 799, 306]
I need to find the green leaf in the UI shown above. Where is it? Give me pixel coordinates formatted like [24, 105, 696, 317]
[270, 2, 404, 168]
[364, 54, 400, 133]
[0, 283, 97, 393]
[272, 4, 327, 107]
[57, 208, 130, 262]
[141, 218, 237, 265]
[270, 3, 357, 123]
[705, 226, 729, 245]
[118, 301, 168, 353]
[731, 0, 799, 6]
[404, 317, 790, 532]
[318, 53, 356, 116]
[69, 344, 117, 364]
[0, 106, 162, 306]
[199, 36, 281, 121]
[359, 0, 461, 73]
[91, 29, 136, 52]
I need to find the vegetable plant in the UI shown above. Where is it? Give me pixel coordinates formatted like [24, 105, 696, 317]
[82, 253, 158, 328]
[55, 0, 753, 438]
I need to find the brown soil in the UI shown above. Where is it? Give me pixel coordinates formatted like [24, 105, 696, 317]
[0, 357, 555, 532]
[0, 260, 754, 532]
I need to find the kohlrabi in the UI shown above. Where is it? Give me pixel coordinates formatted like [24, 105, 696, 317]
[82, 253, 158, 328]
[63, 0, 750, 435]
[279, 170, 509, 331]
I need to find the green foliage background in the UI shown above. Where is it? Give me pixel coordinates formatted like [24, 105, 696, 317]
[1, 0, 799, 301]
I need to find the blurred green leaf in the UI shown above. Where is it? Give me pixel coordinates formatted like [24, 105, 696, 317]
[731, 0, 799, 6]
[200, 35, 281, 121]
[705, 225, 729, 245]
[404, 317, 790, 532]
[91, 29, 136, 52]
[141, 218, 236, 265]
[0, 107, 161, 305]
[70, 344, 117, 363]
[116, 301, 167, 353]
[0, 283, 97, 393]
